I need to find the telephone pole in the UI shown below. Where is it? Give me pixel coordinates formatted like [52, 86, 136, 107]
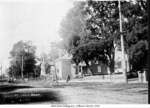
[148, 0, 150, 104]
[0, 64, 2, 80]
[21, 55, 24, 79]
[118, 0, 127, 83]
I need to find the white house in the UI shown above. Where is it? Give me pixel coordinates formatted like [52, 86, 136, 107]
[55, 54, 76, 80]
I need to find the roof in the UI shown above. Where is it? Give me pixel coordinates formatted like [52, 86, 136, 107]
[55, 53, 72, 62]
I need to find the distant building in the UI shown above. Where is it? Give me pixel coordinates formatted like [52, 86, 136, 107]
[55, 54, 111, 80]
[78, 61, 110, 76]
[55, 54, 76, 80]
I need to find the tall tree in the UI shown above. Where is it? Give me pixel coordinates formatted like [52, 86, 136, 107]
[121, 0, 148, 72]
[72, 1, 120, 73]
[72, 0, 148, 74]
[59, 1, 86, 52]
[59, 0, 148, 75]
[8, 41, 37, 78]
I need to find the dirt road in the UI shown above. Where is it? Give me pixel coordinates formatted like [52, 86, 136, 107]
[51, 82, 148, 104]
[0, 81, 148, 104]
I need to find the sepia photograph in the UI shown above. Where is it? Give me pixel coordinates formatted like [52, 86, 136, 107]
[0, 0, 148, 105]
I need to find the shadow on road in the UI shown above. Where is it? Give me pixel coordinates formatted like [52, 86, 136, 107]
[0, 84, 33, 92]
[0, 84, 62, 104]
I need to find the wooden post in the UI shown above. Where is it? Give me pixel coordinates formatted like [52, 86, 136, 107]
[21, 55, 24, 79]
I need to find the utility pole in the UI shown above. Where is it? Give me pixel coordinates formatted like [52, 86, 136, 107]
[118, 0, 127, 83]
[148, 0, 150, 104]
[21, 55, 24, 79]
[0, 65, 1, 79]
[27, 45, 29, 78]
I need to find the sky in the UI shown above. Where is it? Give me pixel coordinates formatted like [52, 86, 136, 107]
[0, 0, 74, 70]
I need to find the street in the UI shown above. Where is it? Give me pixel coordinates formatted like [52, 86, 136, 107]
[0, 79, 148, 104]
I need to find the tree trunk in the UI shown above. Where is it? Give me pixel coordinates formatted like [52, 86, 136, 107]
[108, 50, 115, 74]
[85, 60, 93, 75]
[75, 64, 79, 75]
[110, 57, 115, 74]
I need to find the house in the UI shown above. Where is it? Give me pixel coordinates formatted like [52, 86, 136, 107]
[78, 61, 110, 76]
[55, 55, 76, 80]
[55, 53, 111, 80]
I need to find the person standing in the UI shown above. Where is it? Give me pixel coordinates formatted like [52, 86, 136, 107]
[66, 74, 70, 83]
